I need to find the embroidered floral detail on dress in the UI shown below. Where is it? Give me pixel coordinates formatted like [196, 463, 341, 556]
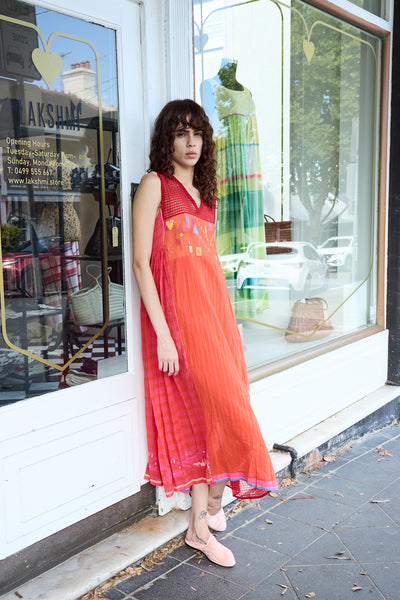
[166, 219, 174, 230]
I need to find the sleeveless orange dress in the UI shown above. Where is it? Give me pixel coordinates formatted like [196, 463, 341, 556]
[141, 173, 277, 498]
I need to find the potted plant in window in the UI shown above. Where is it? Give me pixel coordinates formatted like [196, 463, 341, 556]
[1, 224, 21, 252]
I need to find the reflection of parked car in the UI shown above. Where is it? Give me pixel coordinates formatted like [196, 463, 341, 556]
[236, 241, 328, 294]
[318, 236, 354, 270]
[219, 251, 245, 277]
[2, 238, 59, 297]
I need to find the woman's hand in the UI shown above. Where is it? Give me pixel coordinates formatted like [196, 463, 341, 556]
[157, 335, 180, 376]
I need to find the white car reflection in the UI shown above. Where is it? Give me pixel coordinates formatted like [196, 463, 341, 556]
[219, 251, 244, 277]
[318, 236, 354, 270]
[236, 242, 329, 294]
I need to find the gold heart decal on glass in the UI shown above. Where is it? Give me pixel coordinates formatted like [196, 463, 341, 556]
[32, 48, 63, 87]
[303, 39, 315, 64]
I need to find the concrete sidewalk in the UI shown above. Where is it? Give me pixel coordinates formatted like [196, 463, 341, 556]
[85, 424, 400, 600]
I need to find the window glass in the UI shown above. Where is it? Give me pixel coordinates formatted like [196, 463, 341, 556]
[345, 0, 386, 19]
[0, 0, 126, 405]
[194, 0, 381, 371]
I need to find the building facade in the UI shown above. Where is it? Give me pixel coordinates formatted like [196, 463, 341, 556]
[0, 0, 397, 592]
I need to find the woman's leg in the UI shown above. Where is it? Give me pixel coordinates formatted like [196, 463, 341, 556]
[186, 482, 210, 544]
[208, 482, 226, 516]
[185, 482, 235, 567]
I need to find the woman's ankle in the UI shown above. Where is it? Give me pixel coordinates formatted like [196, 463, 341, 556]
[207, 497, 223, 515]
[186, 525, 210, 545]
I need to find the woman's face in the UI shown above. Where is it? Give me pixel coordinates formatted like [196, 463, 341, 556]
[171, 122, 203, 171]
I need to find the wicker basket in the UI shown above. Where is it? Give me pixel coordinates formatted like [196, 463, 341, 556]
[285, 297, 333, 343]
[71, 265, 124, 325]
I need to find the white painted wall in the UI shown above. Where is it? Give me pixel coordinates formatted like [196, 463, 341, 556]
[251, 330, 389, 448]
[0, 386, 138, 557]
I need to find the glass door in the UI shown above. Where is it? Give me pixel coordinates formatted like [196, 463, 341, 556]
[0, 0, 142, 403]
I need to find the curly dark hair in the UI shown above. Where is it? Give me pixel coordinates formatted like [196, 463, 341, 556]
[149, 99, 217, 207]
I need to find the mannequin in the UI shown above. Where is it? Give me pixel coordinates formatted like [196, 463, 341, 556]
[200, 59, 267, 316]
[216, 58, 244, 90]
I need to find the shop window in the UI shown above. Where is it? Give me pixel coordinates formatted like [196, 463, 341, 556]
[0, 0, 127, 404]
[194, 0, 381, 371]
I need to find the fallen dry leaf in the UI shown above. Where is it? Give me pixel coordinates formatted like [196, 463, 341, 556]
[311, 525, 331, 533]
[282, 494, 315, 502]
[230, 499, 252, 514]
[323, 455, 335, 463]
[352, 585, 363, 592]
[375, 446, 392, 456]
[305, 593, 316, 598]
[278, 584, 289, 595]
[265, 518, 273, 524]
[370, 498, 390, 504]
[335, 491, 344, 498]
[14, 593, 23, 599]
[280, 477, 298, 488]
[327, 551, 351, 560]
[270, 492, 281, 498]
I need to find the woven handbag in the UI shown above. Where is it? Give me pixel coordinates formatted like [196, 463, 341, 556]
[285, 297, 333, 343]
[71, 265, 124, 325]
[264, 214, 292, 244]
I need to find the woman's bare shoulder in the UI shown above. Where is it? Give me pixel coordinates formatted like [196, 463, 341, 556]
[136, 171, 161, 196]
[140, 171, 160, 187]
[133, 171, 161, 215]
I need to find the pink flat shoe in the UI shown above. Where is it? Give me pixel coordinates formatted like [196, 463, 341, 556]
[207, 508, 227, 532]
[185, 533, 235, 567]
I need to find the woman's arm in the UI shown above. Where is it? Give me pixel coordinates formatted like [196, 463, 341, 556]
[132, 172, 179, 376]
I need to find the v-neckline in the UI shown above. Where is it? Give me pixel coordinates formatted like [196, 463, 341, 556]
[173, 175, 202, 210]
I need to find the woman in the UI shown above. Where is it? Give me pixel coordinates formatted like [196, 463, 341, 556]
[132, 99, 277, 568]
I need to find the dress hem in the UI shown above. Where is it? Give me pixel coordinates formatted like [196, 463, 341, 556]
[144, 473, 214, 498]
[213, 472, 278, 492]
[144, 472, 278, 498]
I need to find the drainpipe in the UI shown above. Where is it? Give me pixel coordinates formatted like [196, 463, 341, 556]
[273, 443, 298, 479]
[387, 3, 400, 385]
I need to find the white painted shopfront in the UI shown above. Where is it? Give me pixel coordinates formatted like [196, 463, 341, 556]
[0, 0, 396, 589]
